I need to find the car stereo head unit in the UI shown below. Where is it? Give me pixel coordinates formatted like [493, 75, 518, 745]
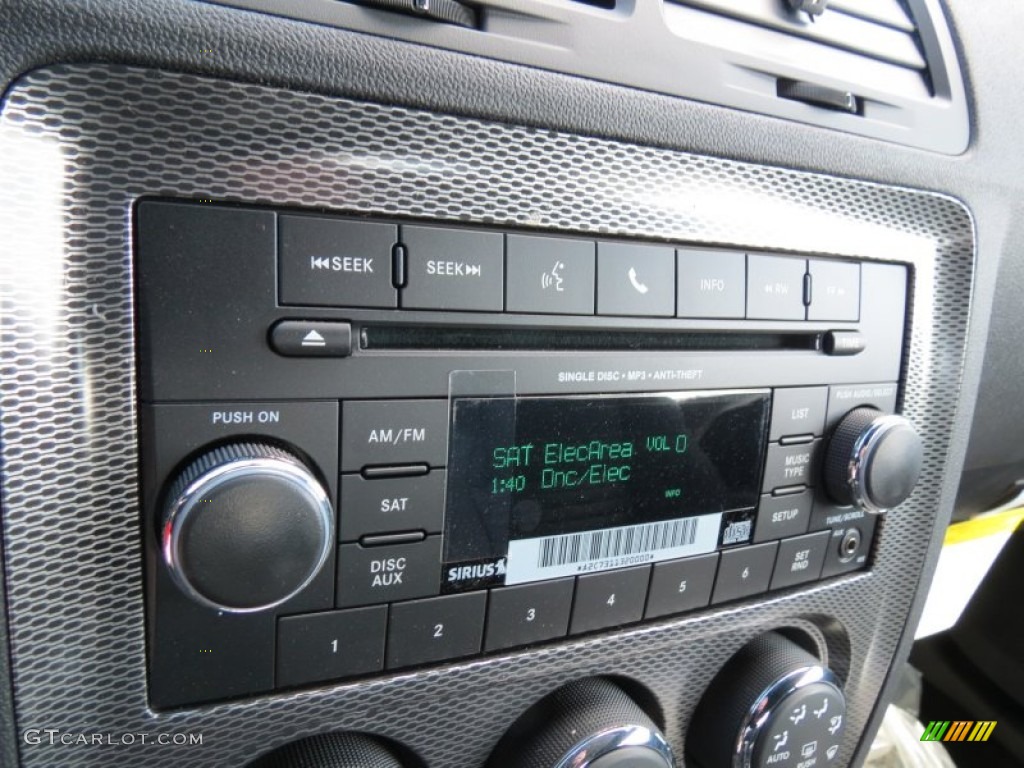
[135, 199, 919, 709]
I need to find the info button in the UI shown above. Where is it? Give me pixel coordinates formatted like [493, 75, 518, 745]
[401, 225, 504, 312]
[676, 248, 745, 319]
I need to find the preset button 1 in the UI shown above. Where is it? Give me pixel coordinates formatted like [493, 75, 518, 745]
[276, 606, 386, 687]
[336, 536, 441, 608]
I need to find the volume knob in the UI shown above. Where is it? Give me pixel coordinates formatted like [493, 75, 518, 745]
[162, 442, 333, 612]
[823, 407, 923, 513]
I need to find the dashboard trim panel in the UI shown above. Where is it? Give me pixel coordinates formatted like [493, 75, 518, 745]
[0, 64, 974, 767]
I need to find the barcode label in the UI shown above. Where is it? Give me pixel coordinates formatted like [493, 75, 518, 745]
[504, 513, 721, 585]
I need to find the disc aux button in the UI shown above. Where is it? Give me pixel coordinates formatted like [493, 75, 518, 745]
[336, 536, 442, 608]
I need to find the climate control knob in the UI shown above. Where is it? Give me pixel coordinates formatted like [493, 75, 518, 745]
[489, 678, 674, 768]
[687, 633, 847, 768]
[823, 407, 922, 513]
[162, 442, 333, 612]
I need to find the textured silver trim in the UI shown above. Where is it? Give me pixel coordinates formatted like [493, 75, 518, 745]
[162, 455, 334, 613]
[556, 724, 674, 768]
[848, 414, 919, 513]
[0, 65, 974, 767]
[735, 665, 843, 768]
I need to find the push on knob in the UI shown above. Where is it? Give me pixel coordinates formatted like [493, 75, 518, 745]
[823, 407, 923, 513]
[162, 442, 333, 612]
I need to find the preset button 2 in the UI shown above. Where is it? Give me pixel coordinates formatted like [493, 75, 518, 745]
[386, 592, 486, 669]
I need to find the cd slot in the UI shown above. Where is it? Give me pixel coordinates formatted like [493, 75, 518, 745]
[360, 324, 821, 352]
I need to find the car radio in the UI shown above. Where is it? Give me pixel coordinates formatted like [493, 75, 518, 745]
[136, 199, 920, 709]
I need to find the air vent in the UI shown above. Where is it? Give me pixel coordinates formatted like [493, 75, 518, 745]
[675, 0, 926, 70]
[207, 0, 967, 153]
[661, 0, 968, 153]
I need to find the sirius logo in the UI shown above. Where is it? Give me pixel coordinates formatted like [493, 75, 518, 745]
[447, 559, 507, 583]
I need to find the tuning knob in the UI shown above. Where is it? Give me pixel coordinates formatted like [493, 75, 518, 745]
[488, 678, 674, 768]
[823, 407, 922, 513]
[162, 442, 333, 612]
[687, 633, 847, 768]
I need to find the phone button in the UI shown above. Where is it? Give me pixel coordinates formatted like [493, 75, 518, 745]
[596, 242, 675, 317]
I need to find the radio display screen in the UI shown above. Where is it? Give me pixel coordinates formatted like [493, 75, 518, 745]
[443, 389, 770, 589]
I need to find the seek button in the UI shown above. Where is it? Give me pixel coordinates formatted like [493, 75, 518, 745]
[279, 215, 396, 308]
[401, 226, 503, 312]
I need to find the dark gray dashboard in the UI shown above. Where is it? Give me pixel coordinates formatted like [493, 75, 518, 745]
[1, 1, 1022, 767]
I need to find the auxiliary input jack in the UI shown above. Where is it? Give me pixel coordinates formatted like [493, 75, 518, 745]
[839, 528, 862, 561]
